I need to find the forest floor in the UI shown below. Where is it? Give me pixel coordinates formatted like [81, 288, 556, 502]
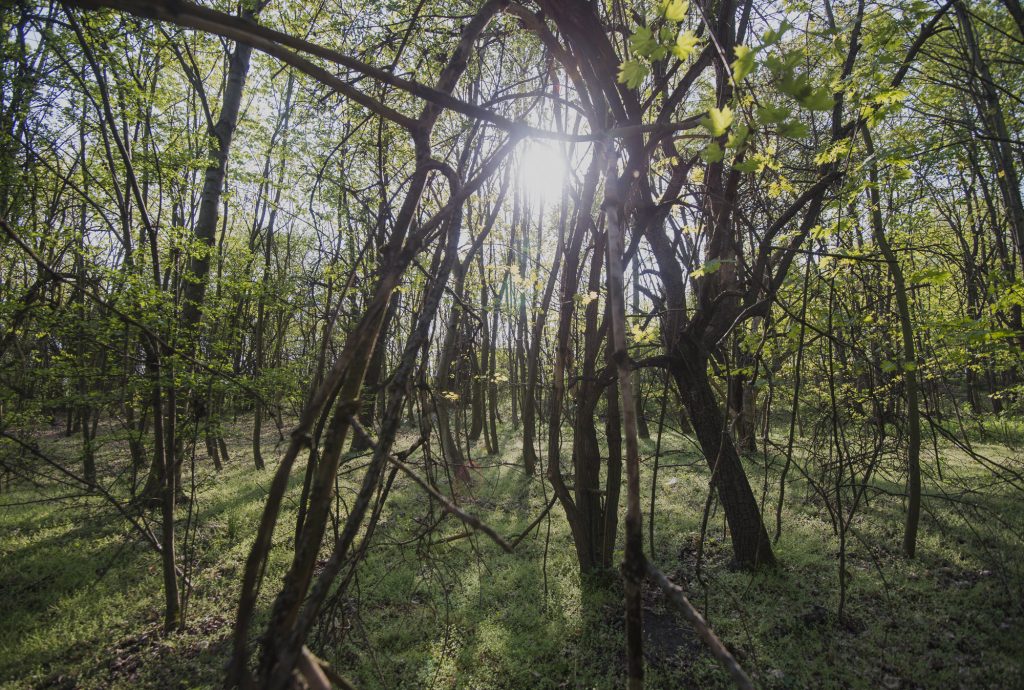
[1, 416, 1023, 689]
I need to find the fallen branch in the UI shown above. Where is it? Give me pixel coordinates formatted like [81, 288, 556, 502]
[297, 646, 332, 690]
[386, 455, 514, 553]
[298, 647, 357, 690]
[0, 430, 193, 584]
[644, 559, 754, 690]
[347, 417, 513, 553]
[510, 494, 558, 549]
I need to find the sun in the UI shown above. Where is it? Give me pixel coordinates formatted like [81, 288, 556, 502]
[518, 141, 567, 206]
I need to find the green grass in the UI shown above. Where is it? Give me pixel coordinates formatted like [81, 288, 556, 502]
[1, 420, 1023, 689]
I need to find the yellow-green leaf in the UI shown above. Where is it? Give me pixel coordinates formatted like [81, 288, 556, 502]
[617, 60, 649, 89]
[661, 0, 689, 22]
[692, 258, 725, 277]
[756, 103, 790, 124]
[700, 141, 724, 162]
[799, 87, 834, 111]
[700, 106, 734, 137]
[726, 124, 749, 149]
[731, 45, 757, 83]
[672, 30, 700, 60]
[629, 26, 658, 58]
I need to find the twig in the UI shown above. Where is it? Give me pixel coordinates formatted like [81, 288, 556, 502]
[0, 430, 192, 585]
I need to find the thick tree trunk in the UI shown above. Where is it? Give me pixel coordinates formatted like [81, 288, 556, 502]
[727, 371, 757, 454]
[671, 343, 775, 569]
[568, 229, 616, 573]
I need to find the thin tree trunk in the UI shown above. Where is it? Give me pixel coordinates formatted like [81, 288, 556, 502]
[632, 255, 650, 439]
[864, 128, 921, 558]
[956, 1, 1024, 278]
[604, 173, 645, 690]
[252, 73, 295, 469]
[522, 208, 565, 475]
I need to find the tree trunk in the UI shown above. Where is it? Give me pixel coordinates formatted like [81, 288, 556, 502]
[604, 172, 646, 690]
[521, 210, 565, 475]
[671, 343, 775, 568]
[864, 128, 921, 558]
[956, 1, 1024, 278]
[351, 294, 397, 452]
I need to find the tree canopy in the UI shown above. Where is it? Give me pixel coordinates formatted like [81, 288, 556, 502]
[2, 0, 1023, 687]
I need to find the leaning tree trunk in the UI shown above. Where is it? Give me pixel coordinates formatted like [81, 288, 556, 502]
[671, 341, 775, 569]
[435, 271, 471, 482]
[351, 294, 398, 452]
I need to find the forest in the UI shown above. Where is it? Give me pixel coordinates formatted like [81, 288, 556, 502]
[1, 0, 1023, 687]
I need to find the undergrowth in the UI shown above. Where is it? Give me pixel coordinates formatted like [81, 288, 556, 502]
[1, 419, 1022, 689]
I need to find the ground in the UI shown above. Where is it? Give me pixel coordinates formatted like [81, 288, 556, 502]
[1, 418, 1022, 689]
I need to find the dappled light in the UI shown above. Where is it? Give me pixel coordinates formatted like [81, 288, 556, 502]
[1, 0, 1023, 688]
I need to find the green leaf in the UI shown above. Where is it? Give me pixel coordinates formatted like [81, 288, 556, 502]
[908, 267, 951, 285]
[799, 87, 834, 111]
[629, 26, 659, 58]
[617, 60, 649, 89]
[725, 123, 749, 149]
[765, 51, 802, 76]
[672, 30, 700, 60]
[700, 141, 724, 162]
[763, 20, 791, 46]
[984, 330, 1019, 342]
[733, 159, 761, 173]
[873, 88, 909, 106]
[700, 105, 734, 137]
[731, 45, 757, 83]
[756, 103, 790, 124]
[661, 0, 689, 22]
[777, 119, 809, 138]
[778, 71, 812, 100]
[692, 258, 725, 277]
[813, 139, 850, 165]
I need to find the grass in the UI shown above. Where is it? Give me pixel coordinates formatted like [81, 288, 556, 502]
[1, 418, 1023, 689]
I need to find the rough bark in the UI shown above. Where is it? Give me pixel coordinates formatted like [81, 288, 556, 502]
[671, 341, 775, 569]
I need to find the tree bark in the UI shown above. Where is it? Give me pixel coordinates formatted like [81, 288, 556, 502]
[864, 128, 921, 558]
[671, 341, 775, 569]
